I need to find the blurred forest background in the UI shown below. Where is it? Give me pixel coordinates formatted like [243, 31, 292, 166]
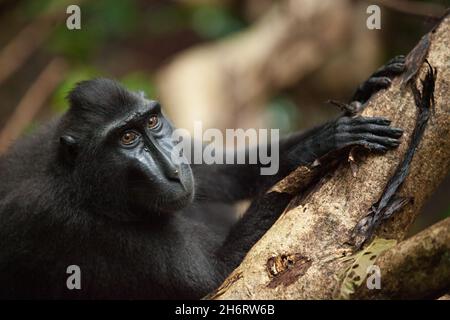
[0, 0, 448, 235]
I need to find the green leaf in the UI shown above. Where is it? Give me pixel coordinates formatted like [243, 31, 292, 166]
[334, 237, 397, 300]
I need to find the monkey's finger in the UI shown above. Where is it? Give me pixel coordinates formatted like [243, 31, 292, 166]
[350, 133, 401, 148]
[372, 63, 406, 78]
[388, 55, 406, 65]
[349, 124, 403, 138]
[372, 56, 406, 78]
[345, 116, 392, 126]
[363, 76, 392, 90]
[342, 140, 389, 153]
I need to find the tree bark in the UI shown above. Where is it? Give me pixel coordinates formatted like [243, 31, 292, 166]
[208, 12, 450, 300]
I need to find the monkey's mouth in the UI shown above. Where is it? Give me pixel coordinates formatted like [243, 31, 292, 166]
[156, 190, 194, 213]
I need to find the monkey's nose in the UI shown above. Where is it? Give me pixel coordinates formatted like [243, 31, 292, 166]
[166, 167, 181, 182]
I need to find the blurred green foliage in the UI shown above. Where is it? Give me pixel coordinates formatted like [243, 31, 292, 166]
[146, 4, 188, 36]
[146, 3, 246, 38]
[266, 96, 301, 135]
[21, 0, 65, 18]
[189, 4, 245, 39]
[22, 0, 246, 63]
[120, 73, 156, 97]
[15, 0, 247, 114]
[48, 0, 139, 61]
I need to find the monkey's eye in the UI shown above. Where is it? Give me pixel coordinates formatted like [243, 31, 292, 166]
[120, 131, 139, 146]
[147, 115, 159, 129]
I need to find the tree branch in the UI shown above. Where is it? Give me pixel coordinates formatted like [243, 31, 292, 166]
[208, 12, 450, 300]
[354, 218, 450, 299]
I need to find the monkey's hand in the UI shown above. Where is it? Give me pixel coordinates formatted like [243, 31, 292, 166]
[288, 116, 403, 166]
[351, 55, 406, 106]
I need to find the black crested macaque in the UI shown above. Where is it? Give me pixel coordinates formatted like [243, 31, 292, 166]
[0, 57, 405, 299]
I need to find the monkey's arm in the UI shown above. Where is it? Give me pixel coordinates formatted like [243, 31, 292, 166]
[193, 116, 402, 202]
[216, 191, 292, 270]
[193, 56, 406, 203]
[191, 126, 320, 202]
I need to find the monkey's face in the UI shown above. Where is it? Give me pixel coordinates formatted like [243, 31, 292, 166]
[60, 89, 194, 221]
[112, 100, 195, 218]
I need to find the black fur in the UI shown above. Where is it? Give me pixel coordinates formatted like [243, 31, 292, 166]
[0, 74, 403, 299]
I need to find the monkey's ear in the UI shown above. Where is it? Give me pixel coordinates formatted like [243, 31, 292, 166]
[59, 135, 78, 163]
